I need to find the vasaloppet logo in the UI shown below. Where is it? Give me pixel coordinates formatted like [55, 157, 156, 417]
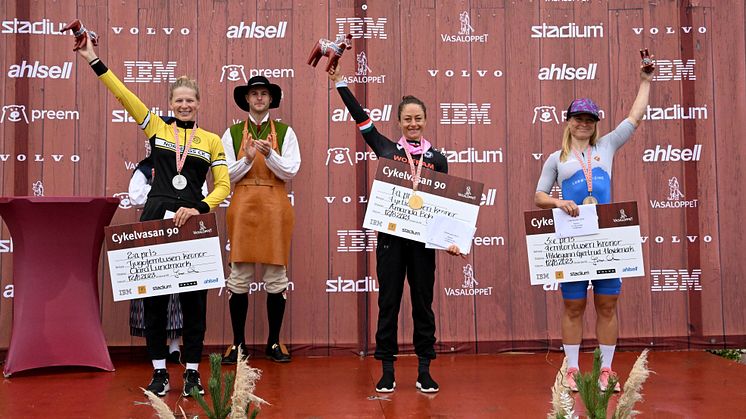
[441, 11, 488, 43]
[444, 264, 493, 296]
[336, 17, 387, 39]
[531, 22, 604, 38]
[123, 61, 177, 83]
[8, 60, 72, 79]
[649, 176, 699, 209]
[344, 52, 386, 84]
[226, 21, 288, 39]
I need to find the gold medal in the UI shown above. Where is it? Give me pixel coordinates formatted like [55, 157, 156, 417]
[408, 193, 424, 210]
[583, 195, 598, 205]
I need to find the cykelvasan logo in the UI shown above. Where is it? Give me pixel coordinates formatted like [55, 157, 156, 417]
[336, 17, 387, 39]
[1, 105, 79, 123]
[643, 104, 707, 120]
[440, 103, 491, 125]
[444, 264, 493, 296]
[111, 26, 191, 36]
[632, 26, 707, 35]
[441, 11, 488, 43]
[331, 105, 391, 122]
[649, 176, 699, 209]
[651, 269, 702, 292]
[538, 63, 598, 80]
[226, 21, 288, 39]
[427, 69, 503, 78]
[344, 51, 385, 84]
[326, 276, 379, 293]
[1, 18, 69, 35]
[8, 60, 72, 79]
[531, 23, 604, 38]
[642, 144, 702, 162]
[112, 106, 173, 123]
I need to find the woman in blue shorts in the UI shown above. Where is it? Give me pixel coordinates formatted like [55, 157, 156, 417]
[534, 56, 655, 392]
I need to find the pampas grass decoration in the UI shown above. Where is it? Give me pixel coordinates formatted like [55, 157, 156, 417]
[230, 346, 269, 419]
[142, 388, 177, 419]
[548, 358, 578, 419]
[613, 349, 651, 419]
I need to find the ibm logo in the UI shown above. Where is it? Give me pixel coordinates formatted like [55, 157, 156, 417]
[650, 269, 702, 292]
[440, 103, 491, 125]
[653, 59, 696, 81]
[123, 61, 177, 83]
[336, 17, 387, 40]
[337, 229, 377, 252]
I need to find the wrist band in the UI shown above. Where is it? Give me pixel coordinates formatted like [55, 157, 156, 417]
[88, 58, 100, 65]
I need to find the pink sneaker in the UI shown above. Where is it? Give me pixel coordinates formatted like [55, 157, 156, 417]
[564, 367, 579, 392]
[599, 367, 621, 392]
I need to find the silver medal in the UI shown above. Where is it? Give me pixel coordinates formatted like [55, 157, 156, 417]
[172, 174, 188, 190]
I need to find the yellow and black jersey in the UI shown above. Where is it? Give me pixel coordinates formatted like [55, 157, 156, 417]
[92, 61, 230, 213]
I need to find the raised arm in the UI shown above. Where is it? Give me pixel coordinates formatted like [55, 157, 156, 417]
[626, 59, 655, 127]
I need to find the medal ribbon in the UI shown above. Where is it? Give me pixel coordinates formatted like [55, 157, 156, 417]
[399, 138, 427, 192]
[172, 122, 197, 174]
[572, 145, 593, 195]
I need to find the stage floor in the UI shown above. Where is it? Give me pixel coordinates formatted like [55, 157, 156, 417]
[1, 350, 744, 418]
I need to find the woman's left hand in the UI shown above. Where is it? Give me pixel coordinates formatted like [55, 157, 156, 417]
[446, 244, 466, 259]
[174, 207, 199, 227]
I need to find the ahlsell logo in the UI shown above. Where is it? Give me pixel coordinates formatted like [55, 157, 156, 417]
[427, 69, 503, 78]
[643, 104, 707, 121]
[331, 104, 391, 122]
[113, 192, 132, 209]
[337, 229, 376, 252]
[326, 147, 353, 165]
[1, 104, 79, 123]
[112, 106, 173, 123]
[441, 11, 489, 43]
[1, 18, 70, 35]
[7, 60, 73, 79]
[533, 105, 606, 123]
[336, 17, 387, 39]
[632, 26, 707, 35]
[531, 22, 604, 38]
[481, 188, 496, 206]
[220, 65, 247, 82]
[538, 63, 598, 80]
[440, 103, 491, 125]
[32, 181, 44, 197]
[111, 26, 191, 36]
[226, 21, 288, 39]
[344, 52, 386, 84]
[326, 276, 380, 293]
[613, 209, 633, 223]
[651, 269, 702, 292]
[444, 264, 494, 296]
[123, 61, 177, 83]
[649, 176, 699, 209]
[642, 144, 702, 162]
[653, 59, 696, 81]
[437, 147, 503, 164]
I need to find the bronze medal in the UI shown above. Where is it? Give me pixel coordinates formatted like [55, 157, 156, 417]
[583, 195, 598, 205]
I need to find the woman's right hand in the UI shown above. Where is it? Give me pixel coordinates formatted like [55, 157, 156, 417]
[555, 199, 579, 217]
[327, 64, 343, 83]
[76, 33, 98, 63]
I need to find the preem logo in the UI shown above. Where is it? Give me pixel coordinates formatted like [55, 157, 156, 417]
[112, 106, 174, 123]
[336, 17, 387, 39]
[436, 147, 503, 164]
[649, 176, 699, 209]
[123, 61, 177, 83]
[111, 26, 191, 36]
[651, 269, 702, 292]
[643, 104, 707, 121]
[219, 66, 295, 83]
[343, 51, 386, 84]
[337, 229, 376, 252]
[220, 65, 247, 82]
[632, 26, 707, 36]
[531, 22, 604, 38]
[113, 192, 133, 209]
[331, 105, 391, 122]
[653, 59, 696, 81]
[533, 105, 606, 123]
[642, 144, 703, 162]
[427, 69, 503, 78]
[1, 105, 79, 123]
[440, 103, 491, 125]
[441, 11, 489, 43]
[7, 60, 72, 79]
[538, 63, 598, 80]
[444, 264, 493, 296]
[473, 236, 505, 246]
[1, 18, 69, 35]
[326, 276, 379, 293]
[248, 281, 295, 295]
[226, 21, 288, 39]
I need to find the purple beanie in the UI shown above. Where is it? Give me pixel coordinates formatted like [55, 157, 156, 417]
[566, 98, 601, 121]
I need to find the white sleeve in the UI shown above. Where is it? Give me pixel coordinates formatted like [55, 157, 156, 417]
[220, 128, 252, 184]
[128, 171, 151, 206]
[265, 126, 301, 181]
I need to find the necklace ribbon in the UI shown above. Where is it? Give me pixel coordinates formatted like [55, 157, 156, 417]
[572, 145, 594, 196]
[172, 122, 197, 174]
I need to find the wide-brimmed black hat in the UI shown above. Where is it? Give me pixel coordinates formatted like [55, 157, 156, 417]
[233, 75, 282, 112]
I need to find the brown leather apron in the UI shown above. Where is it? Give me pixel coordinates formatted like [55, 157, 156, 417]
[226, 121, 294, 265]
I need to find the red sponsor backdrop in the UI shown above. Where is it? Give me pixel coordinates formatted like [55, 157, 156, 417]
[1, 0, 743, 355]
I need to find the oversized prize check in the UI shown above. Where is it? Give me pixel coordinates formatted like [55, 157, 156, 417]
[105, 213, 225, 301]
[362, 158, 484, 243]
[524, 201, 645, 286]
